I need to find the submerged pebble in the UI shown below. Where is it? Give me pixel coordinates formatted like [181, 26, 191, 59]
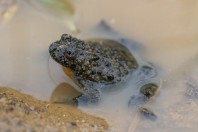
[140, 83, 159, 98]
[185, 76, 198, 99]
[70, 122, 77, 126]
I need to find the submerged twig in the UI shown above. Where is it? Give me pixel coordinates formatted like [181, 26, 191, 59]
[138, 106, 157, 121]
[127, 111, 141, 132]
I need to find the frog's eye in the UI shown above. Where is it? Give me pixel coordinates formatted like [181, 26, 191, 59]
[65, 48, 75, 59]
[104, 61, 111, 67]
[66, 48, 73, 55]
[61, 34, 72, 42]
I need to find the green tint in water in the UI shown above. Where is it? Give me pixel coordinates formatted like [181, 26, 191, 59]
[26, 0, 79, 33]
[39, 0, 74, 16]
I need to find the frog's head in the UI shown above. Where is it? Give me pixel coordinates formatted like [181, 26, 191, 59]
[49, 34, 76, 68]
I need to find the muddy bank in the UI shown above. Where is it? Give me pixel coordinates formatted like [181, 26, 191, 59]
[0, 87, 108, 132]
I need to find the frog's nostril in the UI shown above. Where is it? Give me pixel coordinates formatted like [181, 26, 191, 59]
[65, 48, 74, 55]
[66, 50, 72, 55]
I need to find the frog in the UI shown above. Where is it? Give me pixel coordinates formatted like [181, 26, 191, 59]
[126, 82, 159, 121]
[49, 22, 139, 104]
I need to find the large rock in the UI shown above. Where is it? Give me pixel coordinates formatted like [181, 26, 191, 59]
[0, 87, 108, 132]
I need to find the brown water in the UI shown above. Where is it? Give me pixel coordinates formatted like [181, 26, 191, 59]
[1, 0, 198, 131]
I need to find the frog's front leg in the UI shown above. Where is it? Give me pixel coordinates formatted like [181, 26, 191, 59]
[75, 87, 101, 105]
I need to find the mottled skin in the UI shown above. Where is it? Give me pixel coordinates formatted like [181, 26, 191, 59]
[49, 34, 138, 104]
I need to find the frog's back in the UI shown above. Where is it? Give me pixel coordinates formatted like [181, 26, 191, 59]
[73, 38, 138, 87]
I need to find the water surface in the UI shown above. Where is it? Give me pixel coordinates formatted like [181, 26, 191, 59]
[1, 0, 198, 131]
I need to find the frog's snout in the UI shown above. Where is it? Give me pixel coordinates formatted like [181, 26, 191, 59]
[49, 42, 59, 54]
[49, 43, 68, 63]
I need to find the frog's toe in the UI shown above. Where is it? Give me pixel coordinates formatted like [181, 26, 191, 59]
[136, 64, 157, 83]
[75, 89, 101, 105]
[138, 106, 157, 121]
[128, 94, 148, 106]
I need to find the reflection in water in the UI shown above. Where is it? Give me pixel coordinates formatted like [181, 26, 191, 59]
[50, 82, 81, 105]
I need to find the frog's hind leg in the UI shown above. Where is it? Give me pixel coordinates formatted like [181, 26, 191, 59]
[75, 88, 101, 105]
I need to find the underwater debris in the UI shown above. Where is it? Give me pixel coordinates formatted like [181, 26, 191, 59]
[138, 106, 157, 121]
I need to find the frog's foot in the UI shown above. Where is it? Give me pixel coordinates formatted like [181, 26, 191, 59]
[74, 88, 101, 105]
[135, 64, 157, 84]
[128, 94, 148, 106]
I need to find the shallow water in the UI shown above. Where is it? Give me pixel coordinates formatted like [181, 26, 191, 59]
[1, 0, 198, 131]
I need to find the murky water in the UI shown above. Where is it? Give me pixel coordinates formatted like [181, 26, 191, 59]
[1, 0, 198, 131]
